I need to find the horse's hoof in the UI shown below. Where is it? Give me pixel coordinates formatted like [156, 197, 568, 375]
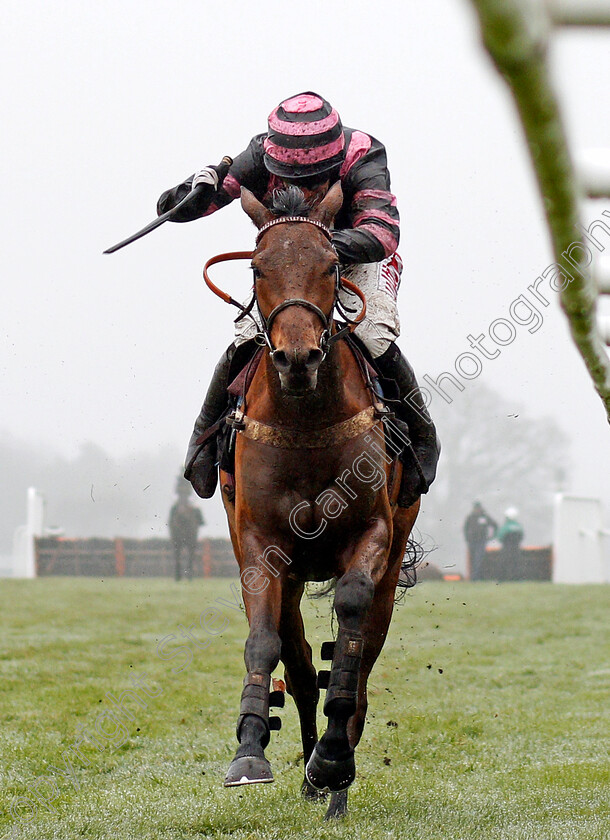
[305, 745, 355, 792]
[224, 755, 274, 786]
[301, 776, 328, 802]
[325, 789, 349, 820]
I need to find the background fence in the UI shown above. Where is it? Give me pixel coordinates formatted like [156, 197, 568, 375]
[34, 536, 553, 581]
[35, 537, 236, 578]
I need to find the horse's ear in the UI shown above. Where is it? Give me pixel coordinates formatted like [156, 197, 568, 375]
[241, 187, 273, 229]
[311, 181, 343, 227]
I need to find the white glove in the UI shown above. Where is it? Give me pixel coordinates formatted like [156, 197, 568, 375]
[191, 166, 219, 190]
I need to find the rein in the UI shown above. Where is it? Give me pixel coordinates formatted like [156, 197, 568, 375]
[202, 216, 367, 355]
[202, 216, 386, 450]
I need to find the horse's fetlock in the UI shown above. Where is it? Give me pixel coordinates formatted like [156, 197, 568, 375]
[323, 696, 356, 721]
[236, 714, 269, 752]
[236, 671, 272, 748]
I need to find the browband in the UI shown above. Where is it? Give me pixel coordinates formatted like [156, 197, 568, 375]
[255, 217, 333, 246]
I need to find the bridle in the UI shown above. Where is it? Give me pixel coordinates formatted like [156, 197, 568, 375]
[202, 216, 367, 359]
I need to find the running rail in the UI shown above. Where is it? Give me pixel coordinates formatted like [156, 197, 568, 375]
[469, 0, 610, 421]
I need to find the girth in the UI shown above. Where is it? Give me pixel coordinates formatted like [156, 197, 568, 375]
[226, 404, 382, 450]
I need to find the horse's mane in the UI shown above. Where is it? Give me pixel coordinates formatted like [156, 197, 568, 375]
[271, 185, 312, 218]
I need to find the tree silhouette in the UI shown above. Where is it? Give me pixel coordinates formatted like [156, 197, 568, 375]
[417, 383, 570, 574]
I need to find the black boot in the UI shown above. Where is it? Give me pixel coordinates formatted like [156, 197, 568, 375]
[184, 344, 237, 498]
[373, 342, 441, 507]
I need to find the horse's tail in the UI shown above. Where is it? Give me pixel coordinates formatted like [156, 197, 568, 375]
[395, 531, 437, 601]
[396, 536, 424, 592]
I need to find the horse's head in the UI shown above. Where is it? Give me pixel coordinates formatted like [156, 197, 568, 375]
[241, 182, 343, 396]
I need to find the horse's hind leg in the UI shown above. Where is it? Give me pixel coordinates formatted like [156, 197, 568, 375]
[278, 579, 323, 800]
[325, 790, 349, 819]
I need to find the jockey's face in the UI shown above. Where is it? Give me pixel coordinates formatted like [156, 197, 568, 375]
[281, 176, 330, 206]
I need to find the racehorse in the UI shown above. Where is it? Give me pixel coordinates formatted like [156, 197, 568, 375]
[217, 182, 421, 819]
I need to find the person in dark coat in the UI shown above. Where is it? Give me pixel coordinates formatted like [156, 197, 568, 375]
[169, 476, 204, 581]
[463, 501, 497, 581]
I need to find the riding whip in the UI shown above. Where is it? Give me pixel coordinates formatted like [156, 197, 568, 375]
[103, 155, 233, 254]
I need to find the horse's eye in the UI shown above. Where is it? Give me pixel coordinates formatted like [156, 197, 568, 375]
[328, 264, 339, 276]
[251, 266, 261, 280]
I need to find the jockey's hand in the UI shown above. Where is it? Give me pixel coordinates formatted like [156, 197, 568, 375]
[192, 166, 220, 190]
[156, 178, 212, 221]
[156, 156, 232, 220]
[157, 183, 190, 216]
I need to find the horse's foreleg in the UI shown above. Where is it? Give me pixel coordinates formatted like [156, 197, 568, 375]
[279, 579, 323, 800]
[306, 522, 389, 795]
[224, 559, 283, 787]
[318, 572, 394, 821]
[349, 501, 420, 748]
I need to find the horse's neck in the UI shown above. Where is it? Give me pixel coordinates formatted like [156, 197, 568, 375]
[251, 341, 369, 429]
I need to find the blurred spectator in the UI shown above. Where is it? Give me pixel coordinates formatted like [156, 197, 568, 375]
[464, 501, 497, 581]
[169, 476, 204, 581]
[496, 507, 524, 567]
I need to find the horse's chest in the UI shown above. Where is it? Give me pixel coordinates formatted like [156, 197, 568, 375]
[238, 437, 387, 535]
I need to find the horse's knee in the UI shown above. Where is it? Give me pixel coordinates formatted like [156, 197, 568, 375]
[334, 571, 374, 623]
[245, 624, 282, 673]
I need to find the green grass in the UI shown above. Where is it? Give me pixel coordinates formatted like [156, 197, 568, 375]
[0, 578, 608, 839]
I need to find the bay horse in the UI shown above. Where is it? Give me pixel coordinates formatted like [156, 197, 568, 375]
[217, 182, 421, 819]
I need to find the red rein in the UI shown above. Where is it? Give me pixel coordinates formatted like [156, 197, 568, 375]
[202, 251, 367, 327]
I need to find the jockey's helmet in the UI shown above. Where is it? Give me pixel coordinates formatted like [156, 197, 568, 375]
[264, 92, 344, 180]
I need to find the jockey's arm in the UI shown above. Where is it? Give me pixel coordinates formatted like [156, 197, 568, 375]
[156, 136, 266, 222]
[332, 132, 400, 266]
[155, 130, 400, 268]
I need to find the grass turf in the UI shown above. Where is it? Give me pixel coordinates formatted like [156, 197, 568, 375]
[0, 578, 608, 839]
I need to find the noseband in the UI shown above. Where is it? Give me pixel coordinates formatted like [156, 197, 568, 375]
[202, 216, 367, 358]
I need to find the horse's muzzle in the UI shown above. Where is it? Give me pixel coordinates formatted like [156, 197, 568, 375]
[271, 347, 325, 395]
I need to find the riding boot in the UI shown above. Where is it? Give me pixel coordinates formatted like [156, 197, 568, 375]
[184, 343, 237, 499]
[373, 342, 441, 507]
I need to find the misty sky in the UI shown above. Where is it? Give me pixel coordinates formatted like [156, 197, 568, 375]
[2, 0, 609, 538]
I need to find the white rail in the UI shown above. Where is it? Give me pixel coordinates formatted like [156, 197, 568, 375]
[547, 0, 610, 26]
[577, 154, 610, 198]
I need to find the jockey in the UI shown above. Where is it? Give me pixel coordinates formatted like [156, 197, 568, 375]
[157, 92, 439, 503]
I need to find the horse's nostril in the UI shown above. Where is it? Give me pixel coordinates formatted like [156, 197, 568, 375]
[271, 349, 290, 372]
[273, 347, 324, 376]
[305, 348, 324, 370]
